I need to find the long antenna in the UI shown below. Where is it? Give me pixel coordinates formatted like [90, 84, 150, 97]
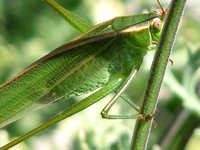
[165, 6, 170, 14]
[157, 0, 165, 14]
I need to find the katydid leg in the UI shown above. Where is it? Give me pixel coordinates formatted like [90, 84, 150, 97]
[44, 0, 93, 33]
[101, 69, 144, 119]
[120, 94, 140, 112]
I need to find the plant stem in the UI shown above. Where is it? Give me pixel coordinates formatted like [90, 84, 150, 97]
[130, 0, 187, 149]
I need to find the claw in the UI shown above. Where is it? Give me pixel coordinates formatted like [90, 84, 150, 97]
[138, 108, 159, 121]
[145, 109, 159, 121]
[169, 59, 174, 66]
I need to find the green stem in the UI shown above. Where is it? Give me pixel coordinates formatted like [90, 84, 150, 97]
[130, 0, 187, 149]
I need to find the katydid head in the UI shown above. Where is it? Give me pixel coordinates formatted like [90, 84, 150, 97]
[112, 0, 168, 50]
[148, 0, 168, 44]
[149, 17, 163, 45]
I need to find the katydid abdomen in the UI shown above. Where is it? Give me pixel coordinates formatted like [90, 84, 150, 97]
[0, 11, 163, 128]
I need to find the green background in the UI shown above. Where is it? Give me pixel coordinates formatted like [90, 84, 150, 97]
[0, 0, 199, 150]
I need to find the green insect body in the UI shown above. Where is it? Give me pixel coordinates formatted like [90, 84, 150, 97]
[0, 10, 164, 129]
[0, 2, 169, 149]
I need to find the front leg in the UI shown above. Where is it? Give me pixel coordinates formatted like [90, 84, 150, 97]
[101, 69, 143, 119]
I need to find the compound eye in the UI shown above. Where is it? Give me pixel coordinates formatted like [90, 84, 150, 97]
[153, 19, 163, 30]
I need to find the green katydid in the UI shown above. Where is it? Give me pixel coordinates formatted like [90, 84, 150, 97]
[0, 0, 168, 149]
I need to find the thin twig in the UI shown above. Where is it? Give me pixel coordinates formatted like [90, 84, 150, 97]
[130, 0, 187, 149]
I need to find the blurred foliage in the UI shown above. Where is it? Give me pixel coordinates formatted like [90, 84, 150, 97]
[0, 0, 199, 150]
